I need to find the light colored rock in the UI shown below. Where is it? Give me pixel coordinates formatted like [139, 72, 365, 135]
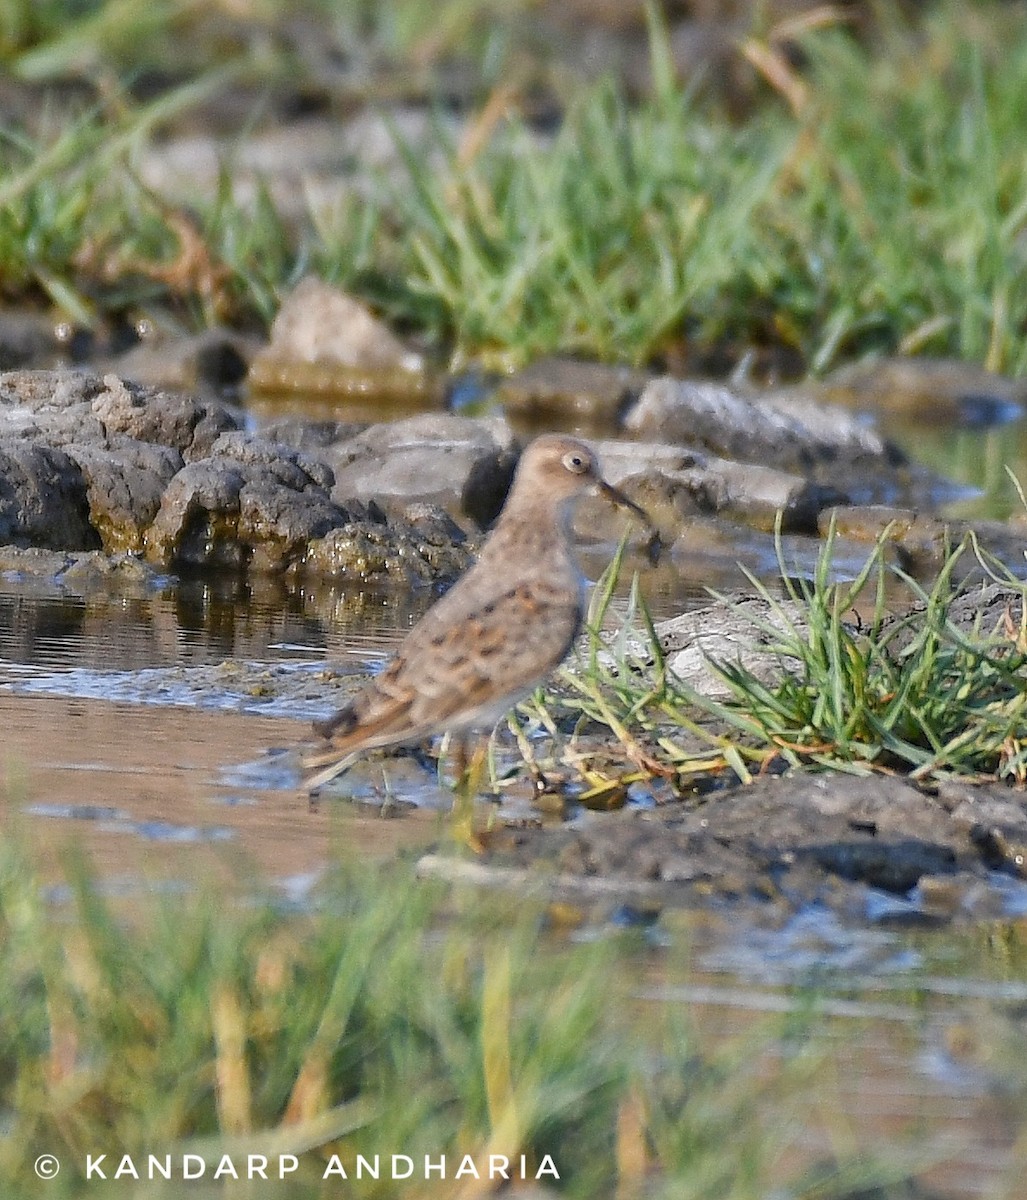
[323, 413, 516, 526]
[573, 438, 842, 537]
[257, 277, 424, 373]
[624, 377, 889, 472]
[656, 596, 809, 697]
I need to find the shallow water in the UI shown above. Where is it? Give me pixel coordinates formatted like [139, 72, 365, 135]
[0, 690, 445, 887]
[0, 574, 417, 674]
[884, 408, 1027, 520]
[639, 963, 1025, 1198]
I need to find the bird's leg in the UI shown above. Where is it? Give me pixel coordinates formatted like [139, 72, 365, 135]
[450, 734, 489, 852]
[452, 732, 469, 785]
[507, 709, 550, 795]
[464, 737, 489, 797]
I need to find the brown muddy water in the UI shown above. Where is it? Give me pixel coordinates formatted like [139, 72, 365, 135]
[3, 561, 1027, 1199]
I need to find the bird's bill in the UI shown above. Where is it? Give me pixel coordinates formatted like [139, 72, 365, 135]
[597, 479, 664, 565]
[598, 479, 652, 528]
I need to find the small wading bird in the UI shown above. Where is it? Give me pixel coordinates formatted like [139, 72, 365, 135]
[302, 434, 655, 799]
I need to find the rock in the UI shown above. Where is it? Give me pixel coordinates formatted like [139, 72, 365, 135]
[0, 369, 109, 444]
[58, 553, 157, 589]
[144, 458, 246, 570]
[248, 277, 441, 403]
[943, 584, 1027, 641]
[144, 434, 346, 573]
[0, 369, 248, 560]
[260, 278, 423, 370]
[209, 430, 335, 491]
[0, 371, 240, 460]
[304, 503, 476, 586]
[0, 369, 488, 582]
[401, 502, 470, 552]
[819, 505, 1027, 578]
[107, 328, 254, 394]
[0, 370, 486, 581]
[876, 583, 1026, 665]
[820, 357, 1027, 425]
[940, 780, 1027, 831]
[498, 357, 651, 426]
[247, 356, 444, 405]
[0, 544, 157, 588]
[323, 413, 516, 526]
[660, 516, 893, 596]
[257, 418, 367, 454]
[939, 779, 1027, 877]
[656, 574, 1026, 702]
[655, 595, 810, 697]
[91, 373, 238, 461]
[573, 438, 843, 537]
[480, 772, 1022, 914]
[239, 479, 346, 574]
[63, 437, 183, 554]
[821, 504, 933, 544]
[623, 377, 896, 474]
[0, 441, 96, 549]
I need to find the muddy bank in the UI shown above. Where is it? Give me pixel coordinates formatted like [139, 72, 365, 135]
[435, 771, 1027, 927]
[11, 647, 1027, 929]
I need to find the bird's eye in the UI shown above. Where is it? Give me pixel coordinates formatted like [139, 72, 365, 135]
[563, 451, 588, 473]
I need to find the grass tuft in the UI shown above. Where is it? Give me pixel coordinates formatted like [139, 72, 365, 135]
[532, 527, 1027, 792]
[701, 528, 1027, 782]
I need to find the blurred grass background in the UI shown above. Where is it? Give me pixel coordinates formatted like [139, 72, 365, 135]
[0, 830, 919, 1199]
[1, 0, 1026, 373]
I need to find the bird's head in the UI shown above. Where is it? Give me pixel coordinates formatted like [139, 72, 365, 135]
[509, 434, 656, 547]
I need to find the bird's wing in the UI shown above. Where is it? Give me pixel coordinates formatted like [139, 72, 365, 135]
[307, 578, 582, 761]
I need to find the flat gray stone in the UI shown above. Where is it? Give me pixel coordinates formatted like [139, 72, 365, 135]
[323, 412, 515, 525]
[624, 377, 891, 474]
[573, 438, 842, 537]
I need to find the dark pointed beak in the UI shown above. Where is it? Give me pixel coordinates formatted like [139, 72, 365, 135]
[597, 479, 664, 565]
[598, 479, 649, 523]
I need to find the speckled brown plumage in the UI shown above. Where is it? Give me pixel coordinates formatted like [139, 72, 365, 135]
[302, 434, 648, 792]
